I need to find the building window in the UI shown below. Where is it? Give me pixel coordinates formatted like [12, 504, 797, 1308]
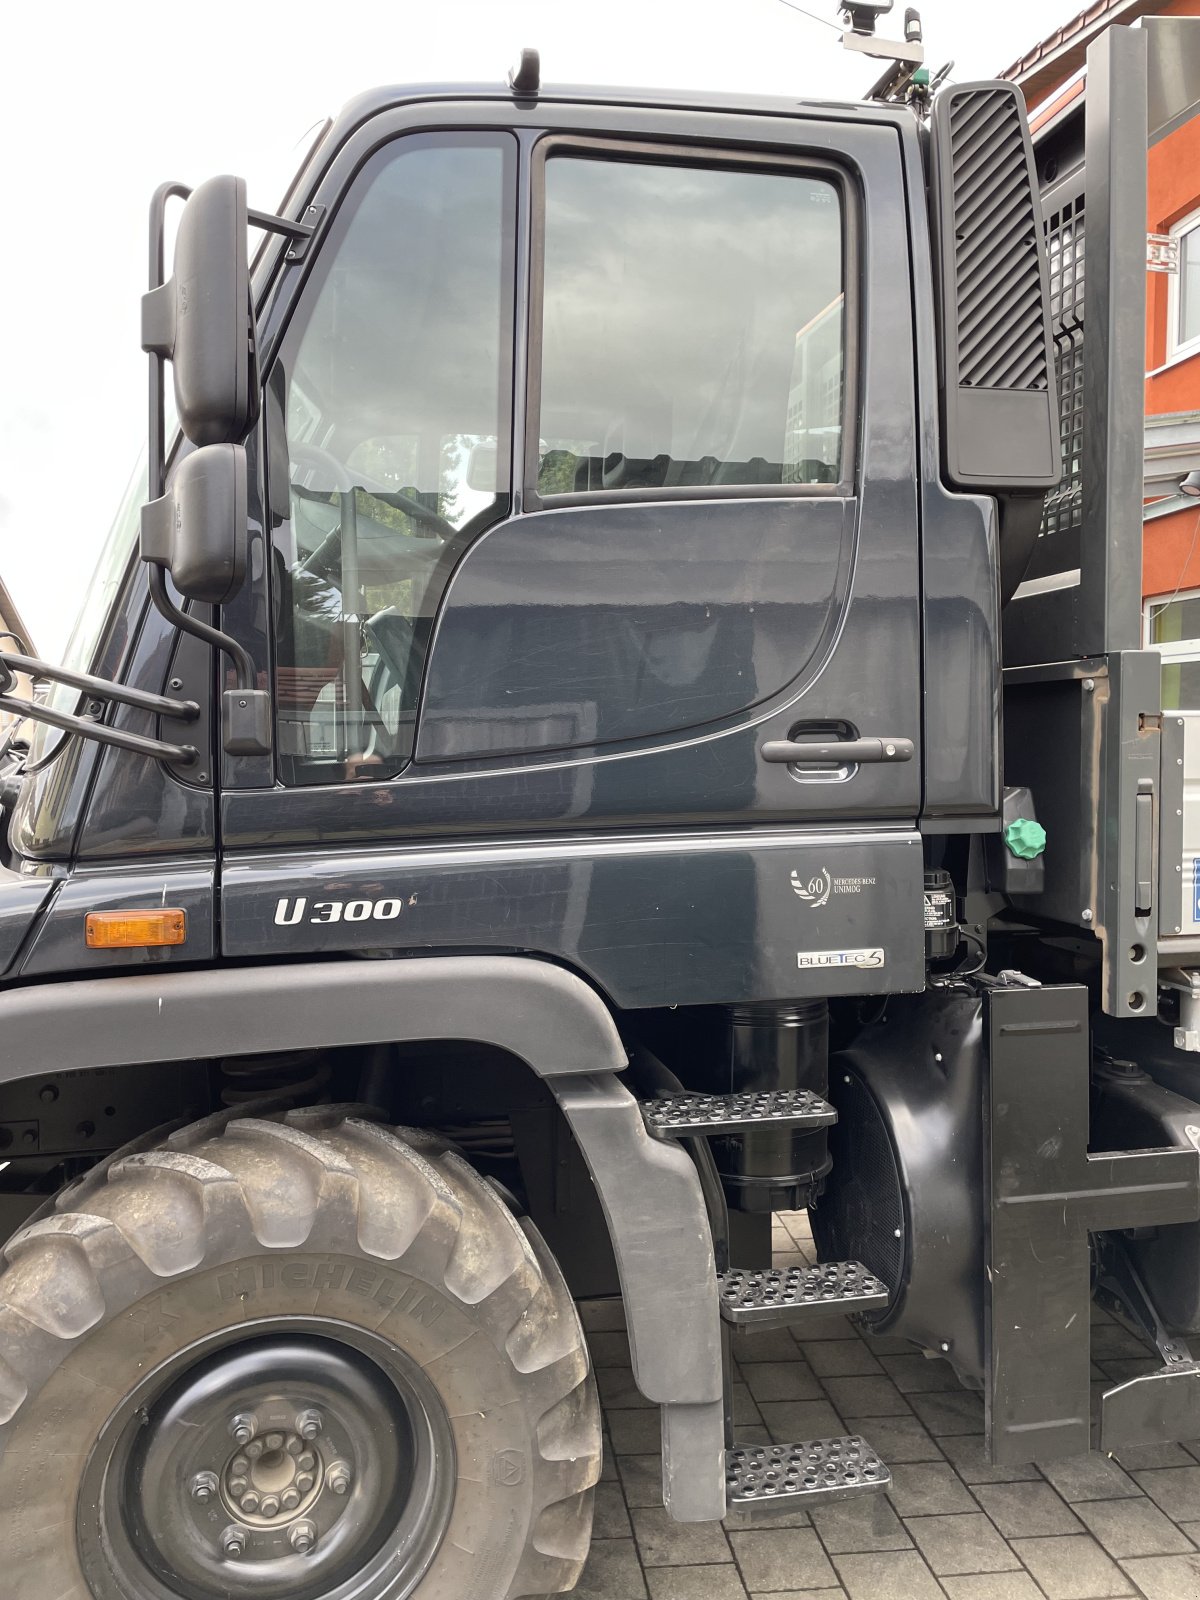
[1168, 206, 1200, 361]
[1146, 589, 1200, 708]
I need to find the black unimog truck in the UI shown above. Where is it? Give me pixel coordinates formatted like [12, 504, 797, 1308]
[1, 8, 1198, 1597]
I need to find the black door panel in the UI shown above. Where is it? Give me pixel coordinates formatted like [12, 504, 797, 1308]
[417, 498, 851, 761]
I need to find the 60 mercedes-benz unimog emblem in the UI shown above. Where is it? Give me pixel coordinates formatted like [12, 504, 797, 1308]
[790, 868, 832, 908]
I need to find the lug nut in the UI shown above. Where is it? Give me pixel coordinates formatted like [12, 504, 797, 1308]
[287, 1437, 304, 1457]
[229, 1477, 248, 1496]
[228, 1412, 257, 1446]
[222, 1527, 247, 1560]
[290, 1520, 317, 1555]
[281, 1487, 301, 1511]
[190, 1470, 219, 1504]
[264, 1432, 284, 1451]
[260, 1494, 280, 1518]
[240, 1490, 260, 1514]
[295, 1408, 323, 1440]
[245, 1439, 264, 1460]
[327, 1460, 352, 1495]
[298, 1452, 316, 1472]
[231, 1455, 250, 1477]
[296, 1472, 315, 1493]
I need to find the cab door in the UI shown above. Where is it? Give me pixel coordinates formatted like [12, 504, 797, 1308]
[245, 103, 920, 847]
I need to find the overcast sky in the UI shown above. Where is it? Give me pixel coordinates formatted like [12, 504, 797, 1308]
[1, 0, 1085, 655]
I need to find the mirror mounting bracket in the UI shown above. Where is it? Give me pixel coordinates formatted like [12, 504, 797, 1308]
[0, 649, 199, 723]
[0, 649, 201, 767]
[0, 693, 199, 767]
[144, 567, 271, 757]
[285, 204, 325, 262]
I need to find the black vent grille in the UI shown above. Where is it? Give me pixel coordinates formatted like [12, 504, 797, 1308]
[1040, 192, 1086, 540]
[948, 89, 1050, 392]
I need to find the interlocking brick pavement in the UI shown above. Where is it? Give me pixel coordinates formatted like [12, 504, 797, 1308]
[576, 1211, 1200, 1600]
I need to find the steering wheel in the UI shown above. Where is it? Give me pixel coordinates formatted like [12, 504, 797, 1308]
[288, 440, 457, 541]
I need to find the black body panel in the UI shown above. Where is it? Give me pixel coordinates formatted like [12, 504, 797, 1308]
[0, 869, 57, 978]
[17, 861, 216, 977]
[220, 828, 924, 1007]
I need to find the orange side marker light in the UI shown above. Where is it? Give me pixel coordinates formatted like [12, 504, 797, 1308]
[85, 910, 187, 948]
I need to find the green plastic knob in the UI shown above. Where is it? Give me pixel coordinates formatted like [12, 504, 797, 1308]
[1004, 818, 1046, 860]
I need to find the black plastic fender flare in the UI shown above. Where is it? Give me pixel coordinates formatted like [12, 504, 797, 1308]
[0, 955, 622, 1080]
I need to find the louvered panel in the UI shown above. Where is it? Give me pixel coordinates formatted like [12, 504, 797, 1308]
[1039, 191, 1086, 545]
[947, 89, 1050, 392]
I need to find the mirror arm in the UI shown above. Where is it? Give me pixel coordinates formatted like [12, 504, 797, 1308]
[0, 693, 198, 767]
[245, 204, 315, 241]
[145, 564, 256, 692]
[0, 649, 200, 721]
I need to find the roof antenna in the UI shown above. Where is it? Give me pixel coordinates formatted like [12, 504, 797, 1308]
[509, 47, 540, 95]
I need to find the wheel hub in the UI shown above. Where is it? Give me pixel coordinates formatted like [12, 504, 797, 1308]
[220, 1425, 327, 1528]
[78, 1323, 455, 1600]
[152, 1359, 382, 1582]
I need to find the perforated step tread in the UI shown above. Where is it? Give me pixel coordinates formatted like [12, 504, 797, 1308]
[726, 1436, 890, 1509]
[641, 1089, 836, 1139]
[718, 1262, 889, 1325]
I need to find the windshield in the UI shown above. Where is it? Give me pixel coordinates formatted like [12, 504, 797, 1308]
[23, 456, 144, 765]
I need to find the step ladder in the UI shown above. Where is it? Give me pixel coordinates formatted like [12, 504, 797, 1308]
[726, 1436, 890, 1509]
[642, 1088, 893, 1509]
[641, 1087, 836, 1138]
[719, 1262, 889, 1326]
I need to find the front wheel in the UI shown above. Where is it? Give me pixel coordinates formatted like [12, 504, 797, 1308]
[0, 1106, 600, 1600]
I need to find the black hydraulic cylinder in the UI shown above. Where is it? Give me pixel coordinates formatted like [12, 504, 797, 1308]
[712, 1001, 830, 1214]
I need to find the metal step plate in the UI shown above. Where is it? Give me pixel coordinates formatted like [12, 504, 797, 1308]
[718, 1262, 889, 1325]
[726, 1436, 891, 1509]
[641, 1089, 836, 1139]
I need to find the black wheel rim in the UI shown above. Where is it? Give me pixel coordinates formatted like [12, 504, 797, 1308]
[77, 1319, 456, 1600]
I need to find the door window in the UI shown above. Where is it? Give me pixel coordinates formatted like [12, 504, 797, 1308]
[533, 150, 848, 499]
[273, 132, 516, 785]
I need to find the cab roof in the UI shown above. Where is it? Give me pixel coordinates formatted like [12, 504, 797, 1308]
[324, 77, 914, 150]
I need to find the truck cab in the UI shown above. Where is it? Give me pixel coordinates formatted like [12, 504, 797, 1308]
[6, 74, 1014, 996]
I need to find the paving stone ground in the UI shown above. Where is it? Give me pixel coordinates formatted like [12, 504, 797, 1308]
[577, 1210, 1200, 1600]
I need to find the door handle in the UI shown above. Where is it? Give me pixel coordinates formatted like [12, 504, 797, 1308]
[761, 736, 915, 766]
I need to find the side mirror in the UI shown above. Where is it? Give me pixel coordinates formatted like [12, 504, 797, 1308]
[141, 176, 257, 446]
[140, 444, 248, 604]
